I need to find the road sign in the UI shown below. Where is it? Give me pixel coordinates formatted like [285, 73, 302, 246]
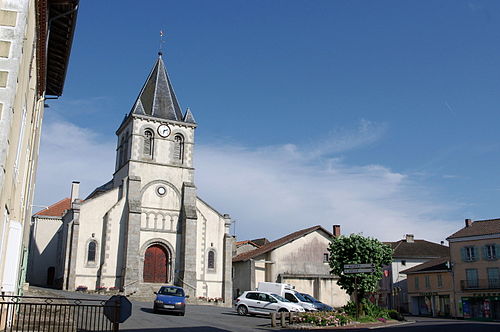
[104, 295, 132, 323]
[344, 268, 375, 274]
[344, 263, 374, 269]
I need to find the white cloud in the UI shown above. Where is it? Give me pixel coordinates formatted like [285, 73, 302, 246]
[34, 114, 115, 207]
[34, 116, 458, 243]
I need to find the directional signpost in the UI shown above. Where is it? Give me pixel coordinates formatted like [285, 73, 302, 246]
[343, 263, 375, 319]
[343, 263, 375, 274]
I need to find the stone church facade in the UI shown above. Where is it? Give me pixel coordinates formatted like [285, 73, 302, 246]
[29, 53, 233, 302]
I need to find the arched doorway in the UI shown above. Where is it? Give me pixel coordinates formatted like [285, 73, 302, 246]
[143, 244, 170, 283]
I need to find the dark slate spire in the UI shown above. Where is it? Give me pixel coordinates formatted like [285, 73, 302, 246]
[131, 53, 184, 121]
[183, 107, 196, 124]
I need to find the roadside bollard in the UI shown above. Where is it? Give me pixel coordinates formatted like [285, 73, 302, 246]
[280, 312, 286, 326]
[271, 313, 277, 327]
[289, 312, 294, 324]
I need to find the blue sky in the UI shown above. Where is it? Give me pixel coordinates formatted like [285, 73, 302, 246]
[35, 0, 500, 242]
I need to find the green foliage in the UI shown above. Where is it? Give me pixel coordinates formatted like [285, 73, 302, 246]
[342, 300, 400, 322]
[388, 309, 405, 321]
[328, 234, 393, 297]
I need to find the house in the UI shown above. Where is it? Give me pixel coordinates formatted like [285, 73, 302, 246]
[232, 224, 350, 307]
[401, 257, 454, 317]
[378, 234, 449, 312]
[27, 51, 234, 303]
[0, 0, 78, 296]
[446, 218, 500, 320]
[28, 198, 71, 287]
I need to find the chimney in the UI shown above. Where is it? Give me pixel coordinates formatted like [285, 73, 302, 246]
[333, 225, 341, 237]
[440, 241, 444, 246]
[405, 234, 414, 243]
[70, 181, 80, 202]
[465, 218, 472, 227]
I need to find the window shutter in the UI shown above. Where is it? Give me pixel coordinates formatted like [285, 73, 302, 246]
[1, 221, 22, 293]
[495, 244, 500, 260]
[461, 247, 467, 262]
[472, 246, 478, 261]
[483, 246, 489, 260]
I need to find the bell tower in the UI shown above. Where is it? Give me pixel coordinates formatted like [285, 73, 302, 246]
[115, 52, 199, 295]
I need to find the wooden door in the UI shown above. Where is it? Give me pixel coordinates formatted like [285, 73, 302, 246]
[143, 245, 169, 283]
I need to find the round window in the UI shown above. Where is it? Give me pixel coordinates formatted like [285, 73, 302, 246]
[156, 186, 167, 196]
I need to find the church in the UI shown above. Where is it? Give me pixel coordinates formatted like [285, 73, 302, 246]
[28, 52, 233, 303]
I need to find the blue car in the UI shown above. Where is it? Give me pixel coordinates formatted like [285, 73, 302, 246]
[300, 293, 334, 312]
[153, 286, 188, 316]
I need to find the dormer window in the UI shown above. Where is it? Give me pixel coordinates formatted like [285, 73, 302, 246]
[174, 134, 184, 163]
[144, 130, 154, 158]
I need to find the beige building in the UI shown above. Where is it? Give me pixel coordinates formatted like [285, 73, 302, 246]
[402, 257, 455, 317]
[378, 235, 449, 312]
[0, 0, 78, 295]
[232, 225, 350, 307]
[447, 218, 500, 320]
[28, 52, 234, 304]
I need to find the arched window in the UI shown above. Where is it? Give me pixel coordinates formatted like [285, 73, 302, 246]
[118, 137, 125, 166]
[87, 241, 97, 263]
[174, 134, 184, 163]
[144, 130, 154, 157]
[123, 132, 129, 163]
[207, 250, 215, 270]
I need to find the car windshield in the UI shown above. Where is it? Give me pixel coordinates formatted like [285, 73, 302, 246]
[158, 287, 184, 297]
[271, 294, 289, 302]
[294, 292, 308, 302]
[301, 293, 319, 303]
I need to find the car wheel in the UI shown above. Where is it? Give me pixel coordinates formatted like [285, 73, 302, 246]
[237, 305, 248, 316]
[278, 308, 288, 313]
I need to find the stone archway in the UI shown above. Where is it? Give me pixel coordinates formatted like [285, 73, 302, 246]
[143, 244, 170, 283]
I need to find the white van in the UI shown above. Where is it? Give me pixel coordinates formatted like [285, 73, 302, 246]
[257, 282, 317, 312]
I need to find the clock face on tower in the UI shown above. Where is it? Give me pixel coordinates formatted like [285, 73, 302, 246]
[157, 124, 171, 138]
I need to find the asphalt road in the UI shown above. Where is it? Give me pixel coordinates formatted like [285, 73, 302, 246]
[28, 287, 499, 332]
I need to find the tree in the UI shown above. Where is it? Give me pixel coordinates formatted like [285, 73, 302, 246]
[328, 233, 392, 316]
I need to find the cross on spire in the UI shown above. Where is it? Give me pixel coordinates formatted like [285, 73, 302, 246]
[159, 29, 165, 56]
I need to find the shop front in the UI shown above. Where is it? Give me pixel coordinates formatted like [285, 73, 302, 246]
[461, 295, 500, 321]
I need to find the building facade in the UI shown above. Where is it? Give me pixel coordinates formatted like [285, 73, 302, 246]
[0, 0, 77, 296]
[378, 234, 449, 312]
[28, 53, 234, 304]
[447, 218, 500, 320]
[402, 257, 455, 317]
[232, 225, 350, 307]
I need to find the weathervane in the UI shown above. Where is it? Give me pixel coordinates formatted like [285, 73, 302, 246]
[159, 29, 165, 56]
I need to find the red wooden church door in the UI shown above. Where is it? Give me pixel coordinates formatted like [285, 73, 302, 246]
[143, 245, 169, 283]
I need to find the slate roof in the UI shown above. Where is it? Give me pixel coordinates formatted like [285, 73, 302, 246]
[400, 257, 450, 274]
[233, 225, 332, 262]
[34, 198, 71, 217]
[385, 239, 449, 259]
[86, 180, 114, 200]
[130, 54, 184, 121]
[447, 218, 500, 240]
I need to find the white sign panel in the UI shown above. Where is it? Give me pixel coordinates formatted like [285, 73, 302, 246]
[344, 263, 374, 269]
[344, 268, 375, 274]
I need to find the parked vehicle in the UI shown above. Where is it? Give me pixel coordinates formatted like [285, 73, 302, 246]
[234, 291, 305, 316]
[257, 282, 317, 311]
[153, 285, 188, 316]
[300, 293, 334, 312]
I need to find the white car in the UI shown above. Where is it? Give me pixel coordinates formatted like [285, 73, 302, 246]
[234, 291, 305, 316]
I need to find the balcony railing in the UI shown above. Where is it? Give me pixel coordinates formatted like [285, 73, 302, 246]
[460, 279, 500, 290]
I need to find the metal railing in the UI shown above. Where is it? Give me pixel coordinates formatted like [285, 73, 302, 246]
[0, 295, 119, 332]
[460, 279, 500, 291]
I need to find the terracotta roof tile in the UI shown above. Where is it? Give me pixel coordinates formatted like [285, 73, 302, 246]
[34, 198, 71, 217]
[447, 218, 500, 239]
[401, 257, 450, 274]
[233, 225, 332, 262]
[386, 239, 449, 259]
